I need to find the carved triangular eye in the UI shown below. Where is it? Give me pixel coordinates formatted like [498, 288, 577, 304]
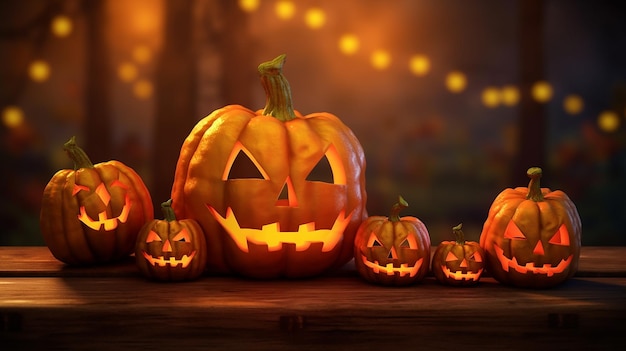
[400, 239, 410, 247]
[445, 252, 458, 261]
[548, 224, 570, 246]
[470, 251, 482, 262]
[504, 221, 526, 240]
[146, 231, 162, 243]
[227, 150, 265, 179]
[367, 233, 383, 248]
[306, 154, 334, 183]
[173, 229, 191, 243]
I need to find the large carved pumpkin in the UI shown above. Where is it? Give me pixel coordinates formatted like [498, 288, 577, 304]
[479, 167, 582, 288]
[40, 136, 153, 265]
[170, 54, 367, 278]
[354, 196, 431, 286]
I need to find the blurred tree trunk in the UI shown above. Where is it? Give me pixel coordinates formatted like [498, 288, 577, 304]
[152, 0, 198, 207]
[514, 0, 545, 185]
[83, 0, 112, 162]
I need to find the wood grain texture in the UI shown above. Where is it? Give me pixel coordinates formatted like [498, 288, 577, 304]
[1, 247, 625, 350]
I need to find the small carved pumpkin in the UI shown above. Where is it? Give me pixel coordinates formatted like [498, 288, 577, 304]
[354, 196, 431, 286]
[40, 137, 153, 265]
[135, 199, 207, 281]
[171, 54, 367, 279]
[432, 223, 485, 286]
[479, 167, 582, 288]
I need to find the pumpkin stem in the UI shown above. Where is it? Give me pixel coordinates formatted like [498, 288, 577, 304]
[161, 199, 177, 222]
[389, 196, 409, 222]
[526, 167, 545, 202]
[452, 223, 465, 244]
[258, 54, 297, 122]
[63, 136, 94, 170]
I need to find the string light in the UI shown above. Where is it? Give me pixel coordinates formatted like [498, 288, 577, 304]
[118, 63, 138, 82]
[276, 1, 295, 20]
[500, 85, 520, 106]
[29, 60, 50, 82]
[563, 94, 584, 115]
[597, 111, 619, 133]
[371, 50, 391, 70]
[481, 87, 500, 108]
[446, 71, 467, 93]
[2, 106, 24, 128]
[409, 55, 430, 76]
[51, 15, 72, 37]
[338, 34, 359, 55]
[238, 0, 260, 13]
[133, 79, 153, 99]
[532, 81, 553, 103]
[132, 45, 152, 64]
[305, 8, 325, 29]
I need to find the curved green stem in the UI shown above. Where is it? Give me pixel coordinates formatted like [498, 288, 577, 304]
[258, 54, 297, 122]
[389, 196, 409, 222]
[526, 167, 545, 202]
[452, 223, 465, 244]
[161, 199, 177, 222]
[63, 136, 94, 170]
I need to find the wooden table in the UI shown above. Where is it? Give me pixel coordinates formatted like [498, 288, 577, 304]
[1, 247, 625, 350]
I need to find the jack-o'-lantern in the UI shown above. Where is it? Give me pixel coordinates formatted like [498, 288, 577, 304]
[135, 199, 207, 281]
[40, 136, 153, 265]
[354, 196, 430, 286]
[432, 223, 484, 286]
[170, 54, 367, 278]
[479, 167, 582, 288]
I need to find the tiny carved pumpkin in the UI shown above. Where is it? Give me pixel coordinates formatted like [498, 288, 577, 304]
[135, 199, 207, 281]
[432, 223, 485, 286]
[354, 196, 431, 286]
[40, 137, 153, 265]
[170, 54, 367, 279]
[479, 167, 582, 288]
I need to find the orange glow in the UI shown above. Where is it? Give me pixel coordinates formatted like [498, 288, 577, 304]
[142, 251, 196, 268]
[494, 245, 573, 276]
[361, 256, 423, 277]
[305, 8, 325, 29]
[118, 62, 138, 82]
[208, 206, 353, 253]
[440, 265, 483, 281]
[531, 81, 553, 103]
[409, 55, 430, 76]
[563, 94, 584, 115]
[29, 60, 50, 82]
[275, 1, 295, 20]
[132, 45, 152, 63]
[338, 34, 359, 55]
[77, 195, 131, 231]
[51, 15, 72, 37]
[597, 111, 620, 132]
[223, 141, 269, 180]
[238, 0, 260, 12]
[501, 85, 520, 106]
[371, 50, 391, 70]
[446, 71, 467, 93]
[133, 79, 153, 99]
[2, 106, 24, 128]
[481, 86, 500, 108]
[549, 224, 570, 246]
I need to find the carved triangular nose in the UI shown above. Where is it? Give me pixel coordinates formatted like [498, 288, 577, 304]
[162, 239, 172, 252]
[533, 240, 545, 255]
[387, 247, 398, 259]
[276, 177, 298, 207]
[460, 259, 468, 268]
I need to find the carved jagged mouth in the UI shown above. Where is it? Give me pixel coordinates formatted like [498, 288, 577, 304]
[142, 251, 196, 268]
[494, 245, 572, 277]
[441, 266, 483, 281]
[208, 206, 353, 253]
[361, 256, 423, 277]
[77, 195, 131, 231]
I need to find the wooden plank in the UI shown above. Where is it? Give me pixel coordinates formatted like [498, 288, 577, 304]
[1, 246, 625, 277]
[0, 276, 625, 350]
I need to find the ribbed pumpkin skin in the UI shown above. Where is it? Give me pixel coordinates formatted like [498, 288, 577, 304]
[479, 169, 582, 289]
[354, 214, 431, 286]
[135, 214, 207, 281]
[431, 240, 484, 286]
[170, 105, 367, 278]
[41, 160, 153, 265]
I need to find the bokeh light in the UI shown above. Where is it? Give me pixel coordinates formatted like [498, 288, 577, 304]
[563, 94, 584, 115]
[597, 111, 620, 133]
[481, 87, 500, 108]
[408, 55, 430, 76]
[133, 79, 153, 99]
[132, 45, 152, 64]
[29, 60, 50, 82]
[118, 62, 138, 82]
[275, 1, 295, 20]
[238, 0, 260, 13]
[500, 85, 520, 106]
[338, 34, 359, 55]
[2, 106, 24, 128]
[445, 71, 467, 93]
[51, 15, 72, 37]
[305, 8, 325, 29]
[371, 50, 391, 70]
[532, 81, 553, 103]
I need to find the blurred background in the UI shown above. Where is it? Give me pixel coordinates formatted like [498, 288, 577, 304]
[1, 0, 624, 246]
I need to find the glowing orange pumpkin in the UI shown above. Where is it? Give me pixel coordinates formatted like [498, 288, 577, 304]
[135, 199, 207, 281]
[479, 167, 582, 288]
[353, 196, 431, 286]
[170, 54, 367, 278]
[432, 223, 485, 286]
[40, 136, 153, 265]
